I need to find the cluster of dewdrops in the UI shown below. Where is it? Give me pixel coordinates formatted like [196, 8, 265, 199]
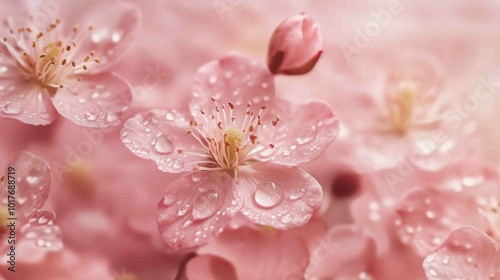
[183, 97, 280, 171]
[1, 16, 100, 90]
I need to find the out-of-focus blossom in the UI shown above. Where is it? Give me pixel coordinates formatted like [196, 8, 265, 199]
[121, 53, 339, 249]
[0, 151, 62, 264]
[186, 215, 325, 280]
[0, 1, 139, 127]
[267, 14, 323, 75]
[423, 227, 500, 280]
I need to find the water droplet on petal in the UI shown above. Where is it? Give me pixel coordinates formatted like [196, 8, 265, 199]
[26, 168, 43, 185]
[2, 102, 22, 115]
[289, 187, 306, 200]
[162, 191, 176, 206]
[254, 182, 283, 208]
[192, 190, 220, 221]
[192, 173, 203, 182]
[296, 126, 317, 145]
[280, 213, 292, 224]
[86, 110, 98, 121]
[106, 113, 118, 122]
[209, 75, 217, 84]
[154, 136, 174, 154]
[177, 204, 190, 217]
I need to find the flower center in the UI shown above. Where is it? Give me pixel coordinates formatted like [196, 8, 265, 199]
[185, 97, 280, 172]
[1, 18, 100, 91]
[386, 80, 418, 134]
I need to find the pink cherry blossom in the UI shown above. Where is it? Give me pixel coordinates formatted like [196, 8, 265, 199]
[423, 227, 500, 280]
[121, 53, 339, 249]
[267, 13, 323, 75]
[0, 1, 139, 127]
[0, 151, 62, 264]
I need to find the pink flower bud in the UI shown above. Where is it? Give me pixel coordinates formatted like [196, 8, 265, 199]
[267, 13, 323, 75]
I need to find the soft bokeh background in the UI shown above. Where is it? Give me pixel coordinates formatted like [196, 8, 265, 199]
[2, 0, 500, 279]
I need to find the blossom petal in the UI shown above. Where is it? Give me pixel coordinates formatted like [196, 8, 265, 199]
[53, 73, 132, 128]
[190, 53, 275, 120]
[395, 188, 488, 256]
[69, 2, 141, 72]
[198, 227, 310, 280]
[255, 99, 339, 165]
[186, 255, 237, 280]
[121, 109, 200, 173]
[3, 151, 52, 224]
[237, 163, 322, 229]
[423, 227, 500, 280]
[157, 171, 242, 250]
[305, 225, 376, 279]
[17, 210, 63, 263]
[0, 76, 57, 125]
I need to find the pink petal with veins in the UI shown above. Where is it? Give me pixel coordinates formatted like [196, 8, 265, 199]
[121, 109, 200, 173]
[423, 227, 500, 280]
[53, 72, 132, 128]
[157, 171, 242, 250]
[237, 163, 322, 229]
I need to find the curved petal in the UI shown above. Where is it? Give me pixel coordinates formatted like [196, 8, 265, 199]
[198, 227, 310, 280]
[53, 72, 132, 128]
[237, 163, 322, 229]
[190, 53, 275, 120]
[305, 225, 376, 279]
[0, 77, 57, 125]
[2, 151, 52, 225]
[121, 109, 200, 173]
[186, 255, 237, 280]
[423, 227, 500, 280]
[395, 188, 488, 256]
[254, 99, 339, 165]
[157, 171, 242, 250]
[18, 210, 63, 263]
[67, 2, 141, 73]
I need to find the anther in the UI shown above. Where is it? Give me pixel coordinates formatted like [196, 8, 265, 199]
[32, 41, 36, 48]
[261, 105, 267, 110]
[62, 59, 67, 66]
[59, 85, 64, 89]
[37, 32, 44, 39]
[217, 121, 223, 129]
[66, 45, 71, 51]
[211, 96, 216, 102]
[40, 54, 46, 58]
[83, 65, 88, 71]
[72, 61, 76, 67]
[200, 109, 205, 115]
[228, 102, 235, 109]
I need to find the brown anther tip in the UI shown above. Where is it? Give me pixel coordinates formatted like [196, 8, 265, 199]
[38, 71, 42, 76]
[261, 105, 268, 110]
[72, 42, 77, 47]
[2, 38, 7, 42]
[228, 102, 235, 109]
[94, 58, 100, 63]
[40, 54, 46, 58]
[231, 117, 236, 122]
[187, 130, 193, 134]
[249, 125, 254, 132]
[66, 45, 71, 51]
[84, 57, 90, 62]
[77, 77, 82, 81]
[177, 149, 184, 154]
[269, 144, 275, 148]
[217, 121, 223, 129]
[59, 85, 64, 89]
[72, 61, 76, 67]
[90, 51, 95, 56]
[26, 28, 32, 33]
[73, 27, 78, 33]
[83, 65, 88, 70]
[200, 109, 205, 115]
[215, 106, 220, 112]
[32, 41, 36, 47]
[23, 52, 28, 56]
[247, 101, 252, 107]
[211, 96, 216, 102]
[61, 59, 67, 66]
[37, 32, 44, 39]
